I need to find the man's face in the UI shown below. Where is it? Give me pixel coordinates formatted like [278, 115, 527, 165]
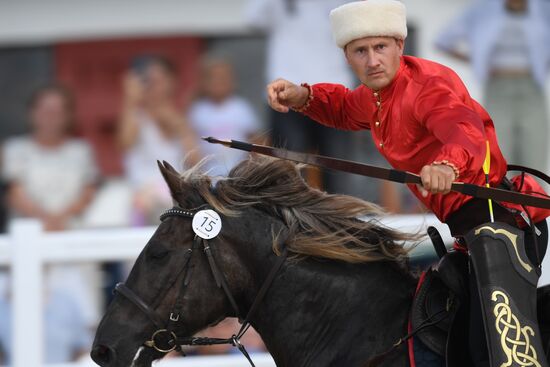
[344, 37, 404, 90]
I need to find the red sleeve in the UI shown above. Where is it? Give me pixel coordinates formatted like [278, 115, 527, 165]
[413, 77, 486, 178]
[300, 83, 371, 131]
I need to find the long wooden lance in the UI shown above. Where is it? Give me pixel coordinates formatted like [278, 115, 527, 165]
[203, 136, 550, 210]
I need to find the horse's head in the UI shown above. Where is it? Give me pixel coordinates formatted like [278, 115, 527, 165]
[91, 161, 262, 367]
[91, 156, 415, 367]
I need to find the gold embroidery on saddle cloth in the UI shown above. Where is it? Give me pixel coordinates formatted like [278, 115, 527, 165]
[475, 226, 533, 273]
[492, 290, 541, 367]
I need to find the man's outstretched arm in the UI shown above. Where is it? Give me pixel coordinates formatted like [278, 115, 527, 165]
[266, 79, 369, 130]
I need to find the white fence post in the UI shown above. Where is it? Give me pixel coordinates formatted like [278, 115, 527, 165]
[10, 220, 43, 367]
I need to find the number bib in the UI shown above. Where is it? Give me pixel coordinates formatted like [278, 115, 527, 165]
[192, 209, 222, 239]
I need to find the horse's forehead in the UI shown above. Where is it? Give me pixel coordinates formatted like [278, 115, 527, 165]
[155, 218, 189, 237]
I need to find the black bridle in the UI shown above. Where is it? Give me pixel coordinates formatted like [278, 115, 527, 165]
[114, 206, 287, 366]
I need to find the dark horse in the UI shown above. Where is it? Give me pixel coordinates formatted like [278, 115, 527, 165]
[91, 157, 444, 367]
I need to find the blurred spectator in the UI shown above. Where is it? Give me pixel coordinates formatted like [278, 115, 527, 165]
[0, 83, 101, 339]
[436, 0, 550, 171]
[0, 288, 91, 364]
[244, 0, 353, 152]
[1, 84, 98, 230]
[119, 55, 200, 225]
[190, 57, 262, 176]
[0, 179, 7, 234]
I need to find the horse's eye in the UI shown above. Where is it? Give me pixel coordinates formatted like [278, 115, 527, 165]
[147, 244, 170, 260]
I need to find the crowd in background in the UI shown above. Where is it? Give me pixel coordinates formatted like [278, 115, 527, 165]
[0, 0, 548, 364]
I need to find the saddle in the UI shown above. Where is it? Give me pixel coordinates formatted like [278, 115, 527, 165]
[411, 251, 550, 367]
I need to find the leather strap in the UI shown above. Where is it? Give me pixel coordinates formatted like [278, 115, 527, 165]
[114, 283, 165, 329]
[508, 164, 550, 186]
[114, 206, 288, 367]
[201, 238, 242, 320]
[174, 246, 288, 367]
[236, 247, 288, 339]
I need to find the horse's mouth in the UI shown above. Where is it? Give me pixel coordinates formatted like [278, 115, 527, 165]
[130, 346, 163, 367]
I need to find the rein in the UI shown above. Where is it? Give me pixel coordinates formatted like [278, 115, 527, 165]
[114, 206, 287, 366]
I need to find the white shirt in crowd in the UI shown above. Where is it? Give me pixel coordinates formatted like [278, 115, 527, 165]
[1, 136, 100, 329]
[190, 96, 260, 177]
[245, 0, 354, 87]
[123, 111, 185, 189]
[2, 137, 98, 216]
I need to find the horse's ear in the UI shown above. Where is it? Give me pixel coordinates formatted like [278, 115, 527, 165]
[157, 160, 183, 195]
[157, 160, 205, 208]
[161, 160, 180, 176]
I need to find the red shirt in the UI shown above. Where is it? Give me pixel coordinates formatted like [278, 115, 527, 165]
[301, 56, 550, 223]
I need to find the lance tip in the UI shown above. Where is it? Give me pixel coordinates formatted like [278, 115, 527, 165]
[201, 136, 232, 146]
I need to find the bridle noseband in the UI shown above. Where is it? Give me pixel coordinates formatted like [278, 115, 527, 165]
[114, 206, 287, 366]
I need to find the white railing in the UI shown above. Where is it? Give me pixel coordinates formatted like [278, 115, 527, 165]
[0, 215, 548, 367]
[46, 354, 276, 367]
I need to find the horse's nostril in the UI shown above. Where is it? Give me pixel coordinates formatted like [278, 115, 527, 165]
[91, 344, 116, 366]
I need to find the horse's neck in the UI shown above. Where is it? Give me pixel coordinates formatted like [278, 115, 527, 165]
[248, 258, 416, 367]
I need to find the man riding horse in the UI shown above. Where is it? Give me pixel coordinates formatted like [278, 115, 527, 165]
[266, 0, 550, 366]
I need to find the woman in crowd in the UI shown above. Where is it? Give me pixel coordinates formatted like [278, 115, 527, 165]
[2, 84, 98, 230]
[119, 55, 200, 225]
[0, 84, 97, 362]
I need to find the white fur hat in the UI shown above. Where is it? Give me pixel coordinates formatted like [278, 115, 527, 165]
[330, 0, 407, 48]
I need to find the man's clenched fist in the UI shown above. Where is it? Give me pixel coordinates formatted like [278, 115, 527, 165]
[266, 79, 310, 113]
